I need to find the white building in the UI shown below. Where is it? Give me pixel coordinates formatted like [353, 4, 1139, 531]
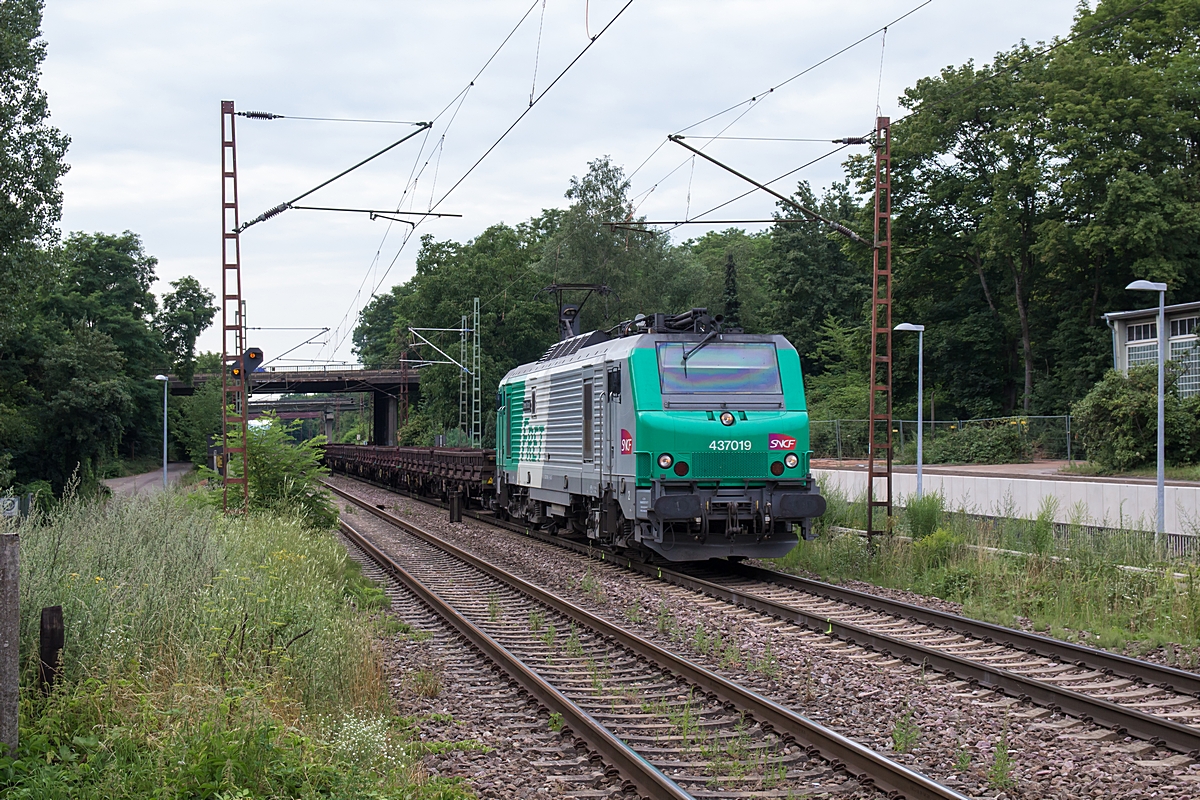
[1103, 300, 1200, 398]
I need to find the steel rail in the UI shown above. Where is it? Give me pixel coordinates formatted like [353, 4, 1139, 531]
[494, 518, 1200, 755]
[337, 516, 690, 800]
[323, 476, 1200, 754]
[721, 560, 1200, 697]
[330, 482, 969, 800]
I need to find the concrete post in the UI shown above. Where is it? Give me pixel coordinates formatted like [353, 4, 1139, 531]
[372, 391, 398, 447]
[0, 533, 17, 757]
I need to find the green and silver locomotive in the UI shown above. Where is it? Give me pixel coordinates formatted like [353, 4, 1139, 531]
[495, 309, 825, 561]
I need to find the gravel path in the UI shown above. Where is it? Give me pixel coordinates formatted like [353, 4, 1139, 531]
[330, 475, 1200, 799]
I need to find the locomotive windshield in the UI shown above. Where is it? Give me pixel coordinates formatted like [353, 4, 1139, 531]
[656, 342, 782, 394]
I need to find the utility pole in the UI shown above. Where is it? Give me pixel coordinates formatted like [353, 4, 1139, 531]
[666, 131, 891, 537]
[459, 315, 468, 439]
[866, 116, 894, 543]
[472, 297, 481, 448]
[220, 101, 250, 513]
[0, 532, 16, 758]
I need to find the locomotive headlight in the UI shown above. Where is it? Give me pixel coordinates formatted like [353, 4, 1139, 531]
[657, 453, 674, 469]
[784, 453, 800, 469]
[719, 411, 736, 426]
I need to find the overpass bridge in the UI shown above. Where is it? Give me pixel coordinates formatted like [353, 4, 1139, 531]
[170, 365, 420, 445]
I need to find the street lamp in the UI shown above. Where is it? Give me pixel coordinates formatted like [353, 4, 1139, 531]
[154, 375, 169, 491]
[895, 323, 925, 498]
[1126, 279, 1168, 542]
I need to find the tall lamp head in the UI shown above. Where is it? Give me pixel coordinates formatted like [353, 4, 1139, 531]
[1126, 280, 1167, 293]
[894, 323, 925, 333]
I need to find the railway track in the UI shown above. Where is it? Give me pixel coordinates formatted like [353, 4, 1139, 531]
[325, 475, 1200, 758]
[333, 485, 968, 799]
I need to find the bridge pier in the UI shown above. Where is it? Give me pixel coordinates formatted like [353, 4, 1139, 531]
[323, 410, 335, 443]
[372, 391, 397, 446]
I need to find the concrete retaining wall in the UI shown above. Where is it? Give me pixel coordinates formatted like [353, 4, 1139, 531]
[814, 468, 1200, 535]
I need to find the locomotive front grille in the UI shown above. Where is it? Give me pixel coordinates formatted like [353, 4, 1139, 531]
[691, 452, 767, 479]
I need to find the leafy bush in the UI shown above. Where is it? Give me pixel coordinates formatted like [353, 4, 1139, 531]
[1072, 364, 1200, 472]
[904, 492, 944, 540]
[925, 422, 1032, 464]
[212, 412, 337, 529]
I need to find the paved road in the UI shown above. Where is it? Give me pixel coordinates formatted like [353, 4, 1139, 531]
[101, 462, 193, 496]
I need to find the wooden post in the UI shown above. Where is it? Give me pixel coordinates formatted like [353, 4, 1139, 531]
[39, 606, 63, 695]
[0, 533, 17, 757]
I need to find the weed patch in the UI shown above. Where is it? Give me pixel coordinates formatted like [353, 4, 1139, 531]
[3, 493, 462, 798]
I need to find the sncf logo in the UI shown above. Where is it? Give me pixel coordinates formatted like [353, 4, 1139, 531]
[620, 429, 633, 455]
[768, 433, 797, 451]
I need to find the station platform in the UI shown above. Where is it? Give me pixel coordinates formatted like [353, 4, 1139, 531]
[812, 460, 1200, 537]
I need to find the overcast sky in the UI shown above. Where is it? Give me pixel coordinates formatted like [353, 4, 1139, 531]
[41, 0, 1084, 366]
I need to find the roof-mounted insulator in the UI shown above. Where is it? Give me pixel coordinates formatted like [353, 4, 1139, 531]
[237, 111, 283, 120]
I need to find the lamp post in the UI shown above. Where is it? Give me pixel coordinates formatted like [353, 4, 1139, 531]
[154, 375, 169, 491]
[895, 323, 925, 499]
[1126, 280, 1167, 543]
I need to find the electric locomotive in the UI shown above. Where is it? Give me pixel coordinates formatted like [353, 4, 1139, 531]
[495, 309, 825, 561]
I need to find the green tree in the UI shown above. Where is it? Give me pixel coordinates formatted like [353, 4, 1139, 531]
[0, 0, 69, 346]
[674, 228, 771, 332]
[157, 276, 216, 383]
[354, 223, 558, 443]
[762, 181, 867, 371]
[1072, 364, 1200, 472]
[542, 157, 682, 330]
[44, 231, 167, 457]
[36, 323, 134, 487]
[170, 377, 221, 466]
[722, 252, 741, 329]
[887, 46, 1056, 414]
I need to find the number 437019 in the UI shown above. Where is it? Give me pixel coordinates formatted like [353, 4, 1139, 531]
[709, 440, 753, 451]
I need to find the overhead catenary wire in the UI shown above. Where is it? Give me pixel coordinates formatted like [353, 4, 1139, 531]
[641, 0, 1144, 239]
[319, 0, 588, 360]
[624, 0, 934, 213]
[236, 112, 426, 125]
[237, 123, 432, 232]
[660, 143, 852, 236]
[429, 0, 635, 213]
[362, 0, 636, 306]
[530, 0, 548, 106]
[669, 135, 866, 243]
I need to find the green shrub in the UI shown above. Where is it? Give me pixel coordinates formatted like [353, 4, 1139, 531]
[904, 492, 944, 540]
[912, 527, 963, 568]
[207, 412, 337, 529]
[1072, 364, 1200, 472]
[926, 422, 1032, 464]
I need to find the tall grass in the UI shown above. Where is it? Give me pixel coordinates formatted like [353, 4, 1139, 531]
[1, 493, 468, 799]
[780, 487, 1200, 661]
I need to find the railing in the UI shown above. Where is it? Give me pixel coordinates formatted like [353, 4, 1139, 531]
[810, 415, 1084, 464]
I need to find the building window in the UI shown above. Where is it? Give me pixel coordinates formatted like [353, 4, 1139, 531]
[1172, 340, 1200, 399]
[1171, 317, 1198, 338]
[1127, 342, 1158, 368]
[1127, 322, 1157, 343]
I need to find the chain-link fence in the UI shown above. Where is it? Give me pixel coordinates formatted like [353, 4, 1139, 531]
[810, 415, 1086, 464]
